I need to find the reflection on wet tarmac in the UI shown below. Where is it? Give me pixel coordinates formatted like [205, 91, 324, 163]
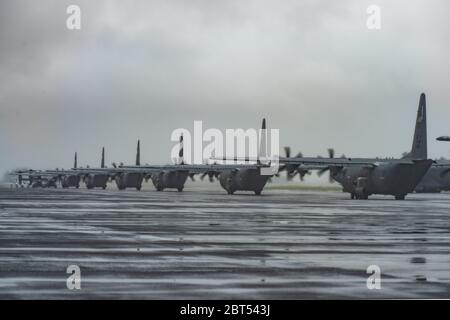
[1, 187, 450, 299]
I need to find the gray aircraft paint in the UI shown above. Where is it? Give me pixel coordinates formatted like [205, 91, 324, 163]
[115, 140, 144, 190]
[414, 136, 450, 193]
[331, 93, 432, 199]
[61, 152, 80, 188]
[83, 148, 109, 189]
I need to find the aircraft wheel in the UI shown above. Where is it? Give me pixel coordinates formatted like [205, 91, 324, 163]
[76, 185, 79, 189]
[395, 195, 405, 200]
[102, 186, 107, 190]
[136, 186, 142, 191]
[351, 193, 356, 199]
[254, 190, 262, 195]
[156, 187, 164, 191]
[177, 187, 183, 192]
[227, 189, 234, 195]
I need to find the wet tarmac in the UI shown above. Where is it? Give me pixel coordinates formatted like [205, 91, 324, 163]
[1, 186, 450, 299]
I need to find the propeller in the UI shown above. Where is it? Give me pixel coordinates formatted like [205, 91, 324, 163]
[200, 171, 219, 183]
[280, 146, 308, 181]
[199, 161, 220, 182]
[316, 148, 344, 183]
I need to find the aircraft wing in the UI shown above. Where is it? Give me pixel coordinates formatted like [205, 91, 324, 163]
[212, 156, 424, 168]
[10, 170, 63, 178]
[68, 163, 268, 176]
[278, 157, 381, 167]
[120, 163, 269, 174]
[431, 160, 450, 167]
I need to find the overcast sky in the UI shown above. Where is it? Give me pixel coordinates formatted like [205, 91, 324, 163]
[1, 0, 449, 176]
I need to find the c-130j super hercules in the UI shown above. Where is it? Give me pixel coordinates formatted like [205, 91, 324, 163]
[217, 93, 433, 200]
[58, 121, 274, 195]
[11, 93, 437, 200]
[413, 135, 450, 193]
[12, 126, 274, 195]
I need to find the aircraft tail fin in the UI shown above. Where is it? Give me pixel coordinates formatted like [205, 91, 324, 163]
[405, 93, 427, 159]
[136, 140, 141, 166]
[258, 118, 267, 162]
[101, 147, 105, 168]
[178, 134, 184, 165]
[74, 152, 77, 169]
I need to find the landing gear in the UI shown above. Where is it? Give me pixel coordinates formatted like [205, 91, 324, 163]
[227, 189, 234, 195]
[136, 186, 142, 191]
[102, 185, 107, 190]
[177, 187, 183, 192]
[351, 193, 356, 200]
[395, 195, 406, 200]
[254, 189, 262, 195]
[156, 186, 164, 191]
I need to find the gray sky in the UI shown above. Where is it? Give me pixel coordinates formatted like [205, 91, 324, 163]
[1, 0, 450, 176]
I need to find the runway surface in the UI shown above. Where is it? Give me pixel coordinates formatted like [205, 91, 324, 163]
[1, 186, 450, 299]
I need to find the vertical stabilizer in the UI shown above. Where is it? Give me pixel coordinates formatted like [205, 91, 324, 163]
[408, 93, 427, 159]
[258, 118, 267, 162]
[178, 134, 184, 165]
[101, 147, 105, 168]
[136, 140, 141, 166]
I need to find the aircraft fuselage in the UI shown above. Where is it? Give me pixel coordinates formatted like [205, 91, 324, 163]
[151, 171, 189, 192]
[415, 166, 450, 193]
[115, 172, 144, 190]
[332, 160, 433, 199]
[219, 168, 270, 195]
[84, 174, 108, 189]
[61, 175, 80, 188]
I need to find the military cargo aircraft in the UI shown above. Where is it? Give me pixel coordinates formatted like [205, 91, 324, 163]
[71, 135, 193, 192]
[79, 147, 109, 189]
[60, 152, 80, 188]
[285, 93, 432, 199]
[72, 122, 273, 194]
[112, 140, 145, 190]
[10, 93, 434, 199]
[121, 119, 274, 194]
[11, 149, 107, 189]
[219, 93, 433, 200]
[414, 136, 450, 193]
[11, 168, 65, 188]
